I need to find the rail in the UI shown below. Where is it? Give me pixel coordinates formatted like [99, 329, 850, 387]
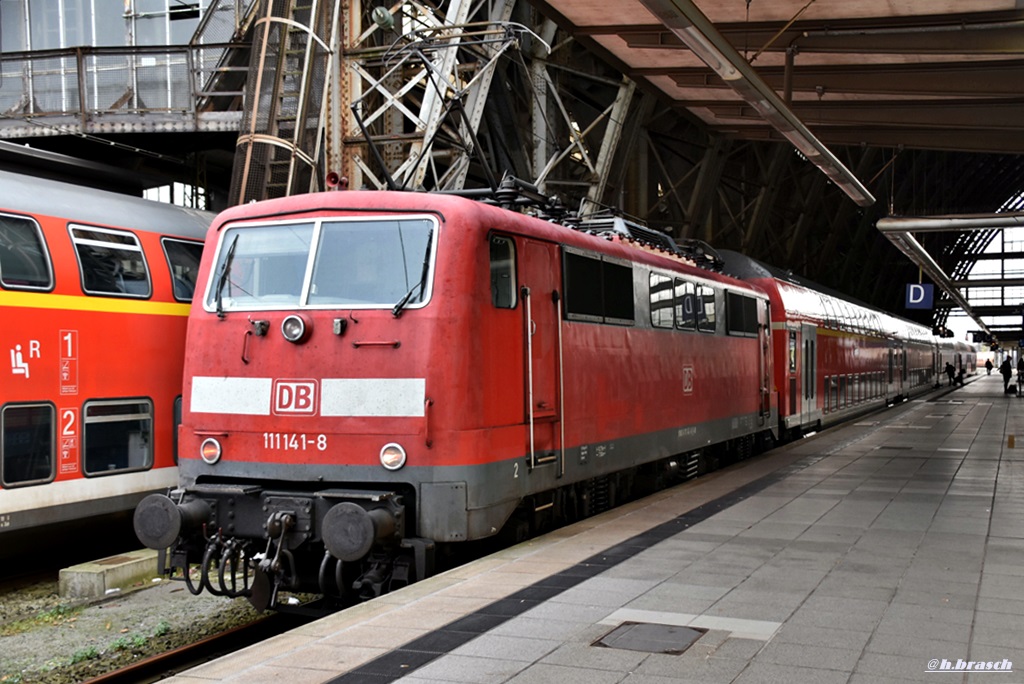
[81, 614, 305, 684]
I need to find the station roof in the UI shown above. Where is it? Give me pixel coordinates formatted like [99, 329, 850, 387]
[535, 0, 1024, 155]
[533, 0, 1024, 343]
[5, 0, 1023, 341]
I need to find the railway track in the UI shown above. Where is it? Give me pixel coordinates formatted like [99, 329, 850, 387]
[0, 569, 301, 683]
[82, 615, 309, 684]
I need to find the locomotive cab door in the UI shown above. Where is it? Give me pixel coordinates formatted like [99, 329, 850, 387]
[521, 239, 562, 473]
[800, 323, 817, 426]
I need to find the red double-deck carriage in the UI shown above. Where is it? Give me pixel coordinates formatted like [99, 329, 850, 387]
[0, 169, 209, 548]
[718, 251, 963, 436]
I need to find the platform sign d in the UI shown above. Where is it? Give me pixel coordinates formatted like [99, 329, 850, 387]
[906, 284, 934, 310]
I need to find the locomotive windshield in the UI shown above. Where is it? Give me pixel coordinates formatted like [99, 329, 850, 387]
[205, 217, 436, 312]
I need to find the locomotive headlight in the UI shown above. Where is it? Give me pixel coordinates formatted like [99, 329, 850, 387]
[380, 443, 406, 470]
[200, 437, 222, 465]
[281, 314, 312, 343]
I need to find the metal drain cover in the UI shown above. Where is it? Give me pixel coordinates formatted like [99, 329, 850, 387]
[594, 622, 706, 655]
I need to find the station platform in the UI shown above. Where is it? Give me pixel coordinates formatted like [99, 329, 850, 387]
[168, 373, 1024, 684]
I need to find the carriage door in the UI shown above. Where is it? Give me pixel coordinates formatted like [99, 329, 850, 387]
[888, 342, 903, 396]
[898, 345, 906, 393]
[521, 239, 561, 472]
[800, 324, 817, 425]
[758, 302, 771, 425]
[788, 329, 798, 417]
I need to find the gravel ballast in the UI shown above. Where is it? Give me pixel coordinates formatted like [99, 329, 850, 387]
[0, 576, 261, 683]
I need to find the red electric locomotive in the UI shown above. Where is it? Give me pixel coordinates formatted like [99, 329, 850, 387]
[135, 182, 973, 610]
[0, 169, 211, 548]
[135, 183, 779, 608]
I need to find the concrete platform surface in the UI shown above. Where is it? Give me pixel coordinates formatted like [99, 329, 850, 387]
[166, 374, 1024, 684]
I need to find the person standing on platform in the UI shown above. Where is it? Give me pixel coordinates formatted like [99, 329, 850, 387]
[986, 358, 994, 375]
[1000, 357, 1013, 393]
[945, 362, 957, 387]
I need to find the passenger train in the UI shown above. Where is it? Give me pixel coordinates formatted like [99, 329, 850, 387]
[133, 180, 973, 610]
[719, 252, 975, 434]
[0, 169, 211, 548]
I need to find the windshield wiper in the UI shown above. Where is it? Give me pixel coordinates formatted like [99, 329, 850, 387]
[214, 234, 239, 319]
[392, 231, 433, 318]
[392, 280, 423, 318]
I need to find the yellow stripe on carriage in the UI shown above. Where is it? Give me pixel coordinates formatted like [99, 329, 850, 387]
[0, 290, 192, 317]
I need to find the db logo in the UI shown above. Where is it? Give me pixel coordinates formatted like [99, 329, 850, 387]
[682, 366, 694, 395]
[273, 379, 318, 415]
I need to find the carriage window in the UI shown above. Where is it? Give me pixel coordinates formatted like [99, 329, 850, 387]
[675, 279, 696, 331]
[746, 296, 759, 334]
[726, 292, 759, 336]
[839, 302, 852, 331]
[697, 285, 716, 333]
[83, 400, 153, 475]
[2, 404, 54, 486]
[71, 225, 151, 297]
[563, 249, 635, 325]
[489, 235, 517, 308]
[822, 297, 837, 329]
[650, 273, 674, 329]
[163, 238, 204, 302]
[0, 214, 52, 290]
[564, 251, 603, 321]
[603, 260, 634, 323]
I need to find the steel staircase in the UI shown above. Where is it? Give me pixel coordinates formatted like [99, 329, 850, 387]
[230, 0, 336, 203]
